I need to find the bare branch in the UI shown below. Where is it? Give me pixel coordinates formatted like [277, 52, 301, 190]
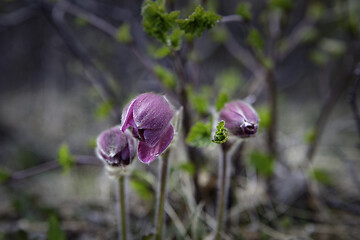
[9, 155, 100, 183]
[0, 4, 38, 32]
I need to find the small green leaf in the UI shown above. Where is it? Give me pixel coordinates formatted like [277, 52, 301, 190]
[0, 168, 10, 184]
[300, 26, 319, 43]
[187, 86, 209, 115]
[186, 121, 212, 147]
[310, 169, 332, 185]
[211, 26, 229, 43]
[215, 68, 242, 96]
[257, 106, 271, 131]
[148, 44, 172, 59]
[236, 2, 252, 21]
[304, 129, 316, 143]
[215, 92, 229, 111]
[246, 28, 264, 52]
[153, 65, 177, 89]
[249, 151, 274, 177]
[319, 38, 346, 56]
[95, 100, 114, 119]
[212, 121, 228, 144]
[141, 0, 179, 43]
[178, 162, 195, 176]
[169, 28, 183, 50]
[269, 0, 293, 11]
[57, 143, 74, 173]
[116, 23, 133, 44]
[177, 5, 222, 37]
[309, 50, 329, 66]
[47, 215, 66, 240]
[307, 2, 325, 20]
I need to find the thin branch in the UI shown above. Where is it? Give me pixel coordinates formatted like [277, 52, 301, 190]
[8, 155, 100, 183]
[0, 4, 39, 32]
[220, 15, 243, 23]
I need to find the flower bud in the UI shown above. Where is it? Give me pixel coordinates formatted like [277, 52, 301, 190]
[121, 93, 174, 164]
[96, 126, 136, 167]
[219, 100, 259, 138]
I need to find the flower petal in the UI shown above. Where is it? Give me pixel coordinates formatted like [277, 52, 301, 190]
[133, 93, 174, 129]
[137, 124, 174, 163]
[143, 127, 168, 147]
[121, 100, 136, 132]
[97, 126, 126, 157]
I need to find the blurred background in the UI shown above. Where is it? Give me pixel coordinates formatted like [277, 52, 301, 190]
[0, 0, 360, 239]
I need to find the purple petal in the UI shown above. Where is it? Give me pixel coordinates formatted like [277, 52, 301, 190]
[121, 100, 136, 132]
[143, 128, 168, 147]
[133, 93, 174, 129]
[137, 124, 174, 164]
[97, 127, 126, 157]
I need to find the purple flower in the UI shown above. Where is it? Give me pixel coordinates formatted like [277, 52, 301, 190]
[96, 126, 136, 167]
[121, 93, 174, 163]
[219, 100, 259, 138]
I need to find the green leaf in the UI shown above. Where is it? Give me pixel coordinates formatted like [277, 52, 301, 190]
[116, 23, 133, 44]
[95, 100, 114, 119]
[187, 86, 209, 115]
[300, 26, 319, 43]
[248, 151, 274, 177]
[246, 28, 264, 52]
[169, 28, 183, 50]
[47, 215, 66, 240]
[178, 162, 195, 176]
[215, 68, 242, 96]
[130, 170, 154, 200]
[141, 0, 179, 43]
[256, 106, 271, 131]
[177, 5, 222, 37]
[309, 50, 329, 66]
[236, 2, 252, 21]
[310, 169, 332, 185]
[211, 26, 228, 43]
[153, 65, 177, 89]
[319, 38, 346, 56]
[215, 92, 229, 111]
[304, 129, 316, 143]
[269, 0, 293, 11]
[148, 44, 172, 59]
[186, 121, 212, 147]
[212, 121, 228, 144]
[307, 2, 325, 20]
[57, 143, 74, 173]
[0, 168, 10, 184]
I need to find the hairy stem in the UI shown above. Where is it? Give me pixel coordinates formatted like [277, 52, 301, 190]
[155, 154, 170, 240]
[116, 174, 127, 240]
[215, 144, 231, 240]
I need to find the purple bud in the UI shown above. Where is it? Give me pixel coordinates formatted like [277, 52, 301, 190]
[121, 93, 174, 164]
[96, 126, 136, 167]
[219, 100, 259, 138]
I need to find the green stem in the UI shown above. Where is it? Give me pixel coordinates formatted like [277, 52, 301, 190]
[155, 154, 170, 240]
[215, 145, 230, 240]
[116, 174, 127, 240]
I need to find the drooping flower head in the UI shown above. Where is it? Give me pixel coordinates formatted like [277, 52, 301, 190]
[121, 93, 174, 163]
[96, 126, 136, 167]
[219, 100, 259, 138]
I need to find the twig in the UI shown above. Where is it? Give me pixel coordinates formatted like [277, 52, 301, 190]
[220, 15, 243, 23]
[0, 4, 39, 32]
[306, 58, 355, 163]
[348, 65, 360, 142]
[8, 156, 100, 182]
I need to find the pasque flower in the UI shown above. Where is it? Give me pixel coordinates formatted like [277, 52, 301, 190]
[219, 100, 259, 138]
[121, 93, 174, 163]
[96, 126, 136, 167]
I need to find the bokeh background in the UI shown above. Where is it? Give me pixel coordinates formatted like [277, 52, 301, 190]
[1, 0, 360, 239]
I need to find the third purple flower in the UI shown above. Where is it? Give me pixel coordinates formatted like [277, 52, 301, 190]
[121, 93, 174, 163]
[219, 100, 260, 138]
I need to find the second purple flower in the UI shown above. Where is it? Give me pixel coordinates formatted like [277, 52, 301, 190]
[121, 93, 174, 163]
